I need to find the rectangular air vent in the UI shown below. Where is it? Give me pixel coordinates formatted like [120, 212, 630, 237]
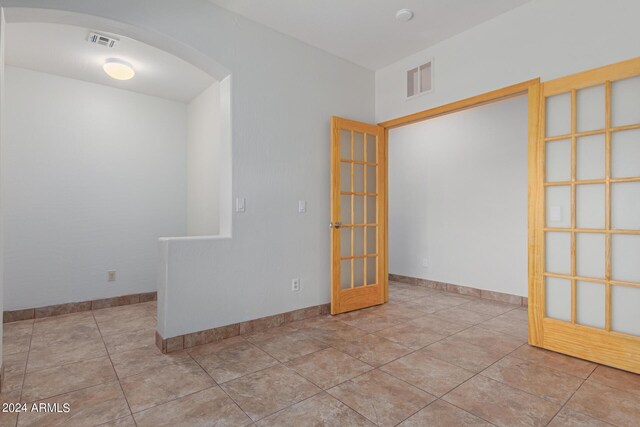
[407, 59, 433, 99]
[87, 32, 120, 48]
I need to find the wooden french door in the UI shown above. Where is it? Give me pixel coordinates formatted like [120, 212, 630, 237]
[529, 58, 640, 373]
[330, 117, 387, 314]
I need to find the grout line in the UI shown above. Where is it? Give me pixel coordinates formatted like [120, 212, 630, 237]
[91, 309, 137, 426]
[14, 320, 35, 427]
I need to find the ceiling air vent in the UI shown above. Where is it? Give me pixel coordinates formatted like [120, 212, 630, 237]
[87, 32, 120, 48]
[407, 59, 433, 99]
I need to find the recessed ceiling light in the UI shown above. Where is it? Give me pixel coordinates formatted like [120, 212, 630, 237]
[396, 9, 414, 22]
[103, 59, 135, 80]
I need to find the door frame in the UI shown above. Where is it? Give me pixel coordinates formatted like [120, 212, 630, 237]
[376, 78, 540, 305]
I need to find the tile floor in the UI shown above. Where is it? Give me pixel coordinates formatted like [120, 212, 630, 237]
[2, 282, 639, 426]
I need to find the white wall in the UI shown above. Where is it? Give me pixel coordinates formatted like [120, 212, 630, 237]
[0, 1, 376, 338]
[0, 7, 6, 364]
[389, 96, 528, 296]
[187, 81, 221, 236]
[376, 0, 640, 122]
[2, 66, 188, 309]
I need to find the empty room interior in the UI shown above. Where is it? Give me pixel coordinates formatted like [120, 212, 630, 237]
[0, 0, 638, 426]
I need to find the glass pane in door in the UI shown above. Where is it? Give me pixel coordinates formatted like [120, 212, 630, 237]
[576, 281, 605, 329]
[611, 286, 640, 336]
[545, 277, 571, 321]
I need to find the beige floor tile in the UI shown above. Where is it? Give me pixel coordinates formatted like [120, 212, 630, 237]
[481, 355, 584, 404]
[188, 336, 278, 384]
[286, 347, 372, 389]
[96, 415, 137, 427]
[2, 351, 28, 393]
[494, 307, 528, 322]
[0, 390, 22, 427]
[443, 375, 561, 427]
[120, 357, 215, 413]
[102, 327, 156, 355]
[548, 408, 615, 427]
[422, 337, 513, 373]
[398, 400, 493, 426]
[380, 351, 475, 397]
[409, 315, 473, 335]
[293, 318, 368, 347]
[336, 311, 403, 333]
[134, 386, 252, 427]
[333, 333, 412, 367]
[245, 326, 328, 362]
[327, 369, 435, 427]
[26, 336, 108, 373]
[221, 365, 320, 421]
[450, 325, 526, 351]
[361, 302, 427, 322]
[412, 293, 473, 309]
[3, 334, 32, 356]
[257, 392, 375, 427]
[375, 321, 446, 350]
[566, 379, 640, 427]
[17, 381, 130, 427]
[3, 320, 34, 338]
[432, 306, 495, 325]
[478, 316, 529, 340]
[510, 345, 597, 379]
[589, 365, 640, 397]
[460, 299, 519, 316]
[94, 313, 156, 338]
[22, 356, 117, 403]
[110, 345, 191, 378]
[32, 312, 99, 339]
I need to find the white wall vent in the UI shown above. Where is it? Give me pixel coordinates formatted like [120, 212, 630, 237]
[407, 59, 433, 99]
[87, 32, 120, 48]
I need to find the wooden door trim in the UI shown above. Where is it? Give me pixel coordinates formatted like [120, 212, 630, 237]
[378, 79, 539, 129]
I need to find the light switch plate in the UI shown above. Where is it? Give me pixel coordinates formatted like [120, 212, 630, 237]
[236, 197, 246, 213]
[298, 200, 306, 213]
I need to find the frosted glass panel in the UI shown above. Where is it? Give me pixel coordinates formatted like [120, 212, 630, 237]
[576, 184, 605, 229]
[354, 196, 364, 224]
[545, 140, 571, 182]
[576, 134, 605, 180]
[577, 85, 605, 132]
[546, 93, 571, 136]
[340, 260, 351, 289]
[354, 258, 364, 287]
[545, 278, 571, 321]
[611, 182, 640, 230]
[340, 163, 351, 192]
[366, 196, 376, 224]
[576, 233, 605, 279]
[354, 164, 364, 193]
[340, 130, 351, 159]
[340, 195, 351, 224]
[366, 257, 377, 285]
[612, 235, 640, 283]
[366, 226, 376, 254]
[576, 281, 605, 329]
[354, 227, 364, 256]
[341, 228, 351, 257]
[545, 232, 571, 274]
[353, 132, 364, 161]
[612, 129, 640, 178]
[545, 186, 571, 228]
[611, 286, 640, 336]
[611, 76, 640, 127]
[366, 166, 376, 193]
[366, 134, 377, 163]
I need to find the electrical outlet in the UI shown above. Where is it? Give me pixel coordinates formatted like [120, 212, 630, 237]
[107, 271, 117, 282]
[291, 278, 300, 292]
[421, 258, 428, 268]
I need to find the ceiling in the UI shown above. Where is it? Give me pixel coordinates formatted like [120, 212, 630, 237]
[5, 22, 216, 103]
[208, 0, 531, 70]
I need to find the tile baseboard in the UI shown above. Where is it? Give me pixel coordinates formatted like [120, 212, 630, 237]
[156, 303, 331, 354]
[3, 291, 157, 323]
[389, 273, 528, 307]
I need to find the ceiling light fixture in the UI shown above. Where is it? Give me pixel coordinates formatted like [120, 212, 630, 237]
[103, 58, 135, 80]
[395, 9, 414, 22]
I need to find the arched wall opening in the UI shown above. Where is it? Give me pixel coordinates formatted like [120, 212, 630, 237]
[1, 8, 233, 312]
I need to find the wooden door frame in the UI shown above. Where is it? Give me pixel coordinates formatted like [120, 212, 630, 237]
[376, 78, 541, 305]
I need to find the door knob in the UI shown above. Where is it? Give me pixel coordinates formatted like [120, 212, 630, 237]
[330, 222, 342, 229]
